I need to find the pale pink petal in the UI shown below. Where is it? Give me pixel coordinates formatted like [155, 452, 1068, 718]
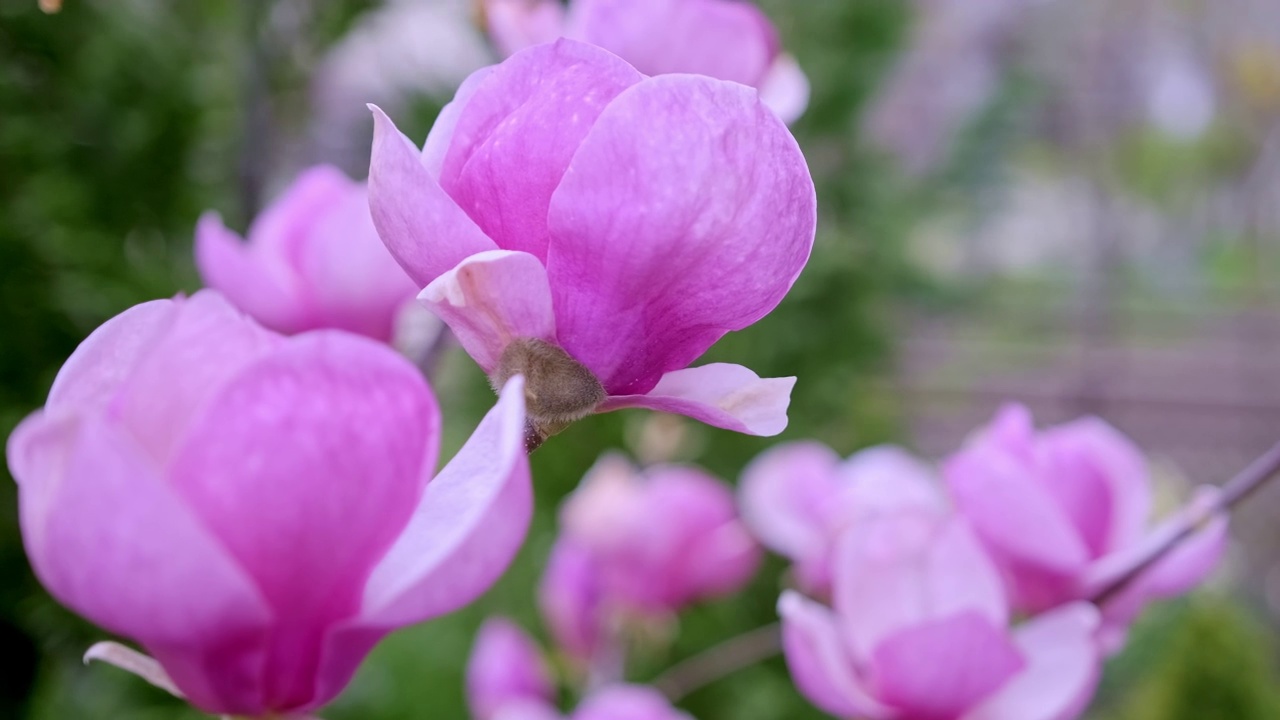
[494, 700, 564, 720]
[778, 591, 892, 719]
[538, 537, 604, 661]
[868, 612, 1025, 719]
[367, 105, 498, 286]
[566, 0, 778, 87]
[839, 445, 947, 515]
[247, 165, 355, 259]
[419, 250, 557, 373]
[484, 0, 566, 57]
[44, 298, 176, 413]
[422, 67, 497, 177]
[964, 603, 1101, 720]
[737, 441, 843, 566]
[195, 213, 308, 334]
[11, 412, 272, 712]
[682, 519, 760, 599]
[596, 364, 795, 436]
[359, 376, 531, 625]
[468, 618, 555, 720]
[573, 685, 692, 720]
[84, 641, 183, 698]
[439, 39, 643, 262]
[758, 53, 810, 124]
[547, 74, 815, 395]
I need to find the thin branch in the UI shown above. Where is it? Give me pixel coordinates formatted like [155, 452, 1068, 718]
[652, 623, 782, 702]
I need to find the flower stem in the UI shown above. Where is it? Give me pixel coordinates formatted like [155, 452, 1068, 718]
[652, 623, 782, 702]
[1090, 439, 1280, 606]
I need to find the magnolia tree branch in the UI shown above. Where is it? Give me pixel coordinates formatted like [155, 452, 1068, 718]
[652, 622, 782, 702]
[1090, 438, 1280, 606]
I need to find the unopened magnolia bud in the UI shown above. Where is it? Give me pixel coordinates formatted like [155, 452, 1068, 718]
[492, 338, 606, 451]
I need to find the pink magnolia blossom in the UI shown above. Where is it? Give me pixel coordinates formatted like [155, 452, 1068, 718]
[481, 0, 809, 123]
[367, 39, 815, 448]
[196, 165, 419, 343]
[943, 404, 1228, 648]
[780, 486, 1102, 720]
[540, 455, 759, 660]
[739, 442, 943, 594]
[5, 290, 532, 716]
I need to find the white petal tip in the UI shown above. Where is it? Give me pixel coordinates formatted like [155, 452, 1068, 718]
[83, 641, 184, 698]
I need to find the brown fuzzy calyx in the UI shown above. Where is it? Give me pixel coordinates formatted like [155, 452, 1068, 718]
[491, 338, 607, 451]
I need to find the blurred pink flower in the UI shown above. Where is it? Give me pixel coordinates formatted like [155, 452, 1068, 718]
[368, 39, 814, 447]
[482, 0, 809, 123]
[196, 165, 419, 343]
[739, 442, 943, 594]
[540, 455, 759, 660]
[5, 291, 532, 716]
[780, 491, 1101, 720]
[943, 404, 1227, 649]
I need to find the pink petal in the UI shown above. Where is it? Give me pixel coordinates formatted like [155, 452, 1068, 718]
[247, 165, 356, 259]
[964, 603, 1101, 720]
[546, 74, 815, 395]
[359, 376, 531, 625]
[538, 536, 604, 661]
[468, 618, 555, 720]
[11, 411, 272, 713]
[596, 364, 795, 436]
[682, 519, 760, 600]
[84, 641, 183, 698]
[484, 0, 567, 57]
[839, 445, 947, 516]
[110, 290, 281, 466]
[423, 67, 497, 177]
[367, 105, 498, 286]
[869, 612, 1025, 719]
[195, 212, 308, 334]
[777, 591, 891, 719]
[495, 701, 564, 720]
[440, 39, 643, 262]
[758, 53, 810, 124]
[566, 0, 778, 87]
[572, 685, 692, 720]
[419, 250, 557, 373]
[737, 441, 843, 567]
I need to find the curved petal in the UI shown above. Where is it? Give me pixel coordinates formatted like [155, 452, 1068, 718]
[45, 298, 176, 413]
[778, 591, 891, 719]
[596, 364, 795, 436]
[440, 39, 643, 261]
[547, 74, 815, 394]
[248, 165, 356, 259]
[495, 700, 564, 720]
[758, 53, 810, 124]
[367, 105, 498, 286]
[573, 685, 691, 720]
[737, 441, 842, 564]
[868, 612, 1025, 719]
[420, 250, 557, 373]
[538, 536, 604, 661]
[566, 0, 778, 87]
[423, 67, 497, 177]
[195, 213, 309, 335]
[468, 618, 555, 720]
[13, 412, 272, 713]
[359, 376, 530, 626]
[964, 604, 1101, 720]
[839, 445, 946, 515]
[483, 0, 566, 57]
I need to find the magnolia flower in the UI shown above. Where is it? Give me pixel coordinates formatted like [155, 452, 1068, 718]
[5, 291, 531, 716]
[780, 484, 1102, 720]
[368, 39, 815, 449]
[943, 404, 1227, 648]
[481, 0, 809, 123]
[467, 618, 691, 720]
[739, 442, 942, 594]
[540, 455, 759, 661]
[196, 165, 419, 343]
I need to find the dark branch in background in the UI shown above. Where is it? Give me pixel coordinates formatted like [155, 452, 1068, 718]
[652, 622, 782, 702]
[239, 0, 273, 224]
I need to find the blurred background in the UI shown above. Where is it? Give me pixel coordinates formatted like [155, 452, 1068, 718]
[2, 0, 1279, 717]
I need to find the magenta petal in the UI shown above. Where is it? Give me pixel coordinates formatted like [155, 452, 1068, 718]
[420, 250, 557, 373]
[778, 591, 891, 719]
[483, 0, 566, 57]
[538, 536, 604, 661]
[758, 54, 810, 123]
[597, 364, 795, 436]
[195, 213, 308, 334]
[964, 603, 1101, 720]
[738, 441, 843, 566]
[11, 412, 271, 712]
[547, 74, 815, 394]
[573, 685, 692, 720]
[869, 612, 1025, 719]
[360, 376, 531, 625]
[467, 618, 555, 720]
[441, 39, 643, 261]
[367, 105, 498, 285]
[44, 298, 176, 413]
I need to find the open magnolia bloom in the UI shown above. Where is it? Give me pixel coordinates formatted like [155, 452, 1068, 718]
[480, 0, 810, 123]
[5, 291, 532, 717]
[779, 487, 1102, 720]
[196, 165, 420, 344]
[944, 404, 1228, 650]
[368, 39, 815, 449]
